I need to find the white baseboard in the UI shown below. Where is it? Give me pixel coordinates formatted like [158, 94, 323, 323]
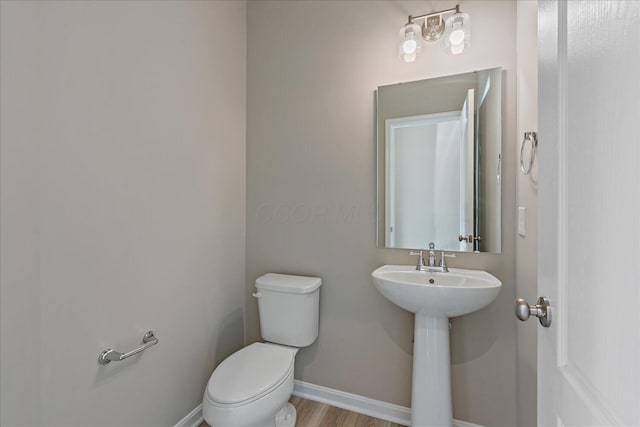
[175, 381, 484, 427]
[292, 380, 484, 427]
[174, 403, 203, 427]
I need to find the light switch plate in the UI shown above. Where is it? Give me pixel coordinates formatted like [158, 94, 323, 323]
[518, 207, 526, 237]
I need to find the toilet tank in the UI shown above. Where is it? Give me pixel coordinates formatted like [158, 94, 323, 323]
[255, 273, 321, 347]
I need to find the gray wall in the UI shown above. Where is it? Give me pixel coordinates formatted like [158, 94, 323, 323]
[516, 2, 539, 427]
[246, 1, 518, 426]
[0, 1, 246, 425]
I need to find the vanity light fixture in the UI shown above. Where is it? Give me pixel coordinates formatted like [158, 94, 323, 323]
[398, 4, 470, 62]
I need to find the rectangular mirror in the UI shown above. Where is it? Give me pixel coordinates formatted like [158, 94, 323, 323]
[376, 67, 502, 253]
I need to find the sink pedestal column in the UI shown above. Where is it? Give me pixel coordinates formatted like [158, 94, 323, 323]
[412, 314, 452, 427]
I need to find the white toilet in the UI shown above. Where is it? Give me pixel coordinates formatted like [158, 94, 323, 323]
[203, 273, 321, 427]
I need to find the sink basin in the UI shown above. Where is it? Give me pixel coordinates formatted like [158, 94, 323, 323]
[371, 264, 501, 317]
[371, 264, 501, 426]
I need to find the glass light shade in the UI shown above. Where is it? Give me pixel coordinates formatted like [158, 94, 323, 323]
[399, 22, 422, 61]
[444, 12, 470, 55]
[403, 52, 417, 63]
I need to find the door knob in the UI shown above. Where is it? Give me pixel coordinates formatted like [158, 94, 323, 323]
[514, 296, 552, 327]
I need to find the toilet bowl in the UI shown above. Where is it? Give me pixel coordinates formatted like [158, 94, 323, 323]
[203, 343, 298, 427]
[202, 273, 321, 427]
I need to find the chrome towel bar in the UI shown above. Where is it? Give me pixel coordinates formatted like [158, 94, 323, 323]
[98, 331, 158, 365]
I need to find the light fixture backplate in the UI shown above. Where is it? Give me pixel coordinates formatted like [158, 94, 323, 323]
[422, 15, 445, 41]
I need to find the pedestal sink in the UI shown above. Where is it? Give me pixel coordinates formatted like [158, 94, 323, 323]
[371, 265, 501, 427]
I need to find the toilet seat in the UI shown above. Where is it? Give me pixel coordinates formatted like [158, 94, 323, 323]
[206, 343, 296, 406]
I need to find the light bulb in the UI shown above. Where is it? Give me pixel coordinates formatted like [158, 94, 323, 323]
[449, 29, 465, 46]
[402, 39, 417, 54]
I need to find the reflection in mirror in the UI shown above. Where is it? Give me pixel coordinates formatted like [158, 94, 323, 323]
[376, 68, 502, 253]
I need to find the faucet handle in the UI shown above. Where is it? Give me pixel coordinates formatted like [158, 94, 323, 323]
[428, 242, 435, 250]
[439, 252, 456, 271]
[409, 250, 426, 270]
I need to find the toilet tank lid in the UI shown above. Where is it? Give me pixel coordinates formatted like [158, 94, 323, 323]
[255, 273, 321, 294]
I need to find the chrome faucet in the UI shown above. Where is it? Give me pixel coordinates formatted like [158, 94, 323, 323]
[427, 242, 436, 267]
[409, 242, 456, 272]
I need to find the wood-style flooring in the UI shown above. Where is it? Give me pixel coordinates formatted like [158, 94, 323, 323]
[199, 396, 404, 427]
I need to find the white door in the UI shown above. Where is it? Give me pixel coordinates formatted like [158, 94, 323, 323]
[538, 1, 640, 426]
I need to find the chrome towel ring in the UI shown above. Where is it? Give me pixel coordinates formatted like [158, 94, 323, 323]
[520, 131, 538, 175]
